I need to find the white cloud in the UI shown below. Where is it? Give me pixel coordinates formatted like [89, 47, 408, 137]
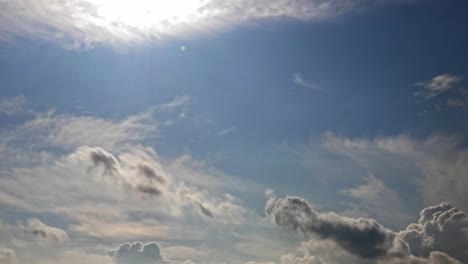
[0, 95, 26, 116]
[0, 0, 415, 49]
[0, 95, 191, 168]
[291, 73, 322, 91]
[163, 246, 208, 262]
[35, 250, 113, 264]
[0, 100, 262, 262]
[20, 218, 69, 246]
[157, 96, 191, 111]
[278, 240, 370, 264]
[321, 132, 468, 214]
[342, 175, 413, 227]
[216, 126, 237, 136]
[0, 248, 16, 264]
[414, 74, 463, 98]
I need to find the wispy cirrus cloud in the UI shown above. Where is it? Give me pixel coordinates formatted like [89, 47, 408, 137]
[414, 74, 463, 99]
[0, 0, 417, 49]
[291, 72, 323, 91]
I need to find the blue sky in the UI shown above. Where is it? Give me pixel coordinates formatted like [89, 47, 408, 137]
[0, 1, 468, 264]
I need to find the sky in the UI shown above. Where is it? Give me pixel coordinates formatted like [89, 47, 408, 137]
[0, 0, 468, 263]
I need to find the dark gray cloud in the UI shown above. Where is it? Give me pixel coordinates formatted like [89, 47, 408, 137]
[197, 203, 213, 218]
[108, 242, 166, 264]
[138, 164, 166, 184]
[266, 196, 468, 263]
[89, 147, 119, 176]
[87, 147, 166, 197]
[265, 196, 394, 259]
[137, 185, 162, 196]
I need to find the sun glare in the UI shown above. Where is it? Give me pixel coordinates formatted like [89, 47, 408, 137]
[94, 0, 206, 31]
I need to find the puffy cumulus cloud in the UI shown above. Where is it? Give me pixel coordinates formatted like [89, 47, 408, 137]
[108, 242, 167, 264]
[20, 218, 69, 246]
[380, 251, 462, 264]
[0, 248, 16, 264]
[414, 74, 463, 99]
[265, 195, 468, 263]
[0, 0, 416, 49]
[397, 203, 468, 263]
[265, 196, 395, 259]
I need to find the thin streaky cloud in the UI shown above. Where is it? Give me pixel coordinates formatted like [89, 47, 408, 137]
[291, 72, 323, 91]
[216, 126, 237, 136]
[414, 73, 463, 99]
[0, 0, 419, 49]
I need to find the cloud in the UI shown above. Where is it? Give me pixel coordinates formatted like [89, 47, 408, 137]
[34, 250, 113, 264]
[157, 96, 191, 111]
[278, 240, 371, 264]
[319, 132, 468, 214]
[216, 126, 237, 136]
[81, 146, 247, 223]
[108, 242, 166, 264]
[398, 203, 468, 262]
[0, 95, 26, 116]
[265, 195, 395, 259]
[0, 110, 158, 167]
[0, 95, 192, 168]
[20, 218, 69, 245]
[291, 73, 322, 91]
[0, 248, 16, 264]
[265, 194, 468, 263]
[414, 74, 463, 98]
[0, 0, 416, 49]
[81, 146, 169, 198]
[163, 246, 207, 263]
[0, 143, 248, 240]
[342, 175, 413, 227]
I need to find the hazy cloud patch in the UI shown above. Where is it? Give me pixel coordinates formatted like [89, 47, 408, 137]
[0, 248, 16, 264]
[0, 95, 26, 116]
[20, 218, 69, 246]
